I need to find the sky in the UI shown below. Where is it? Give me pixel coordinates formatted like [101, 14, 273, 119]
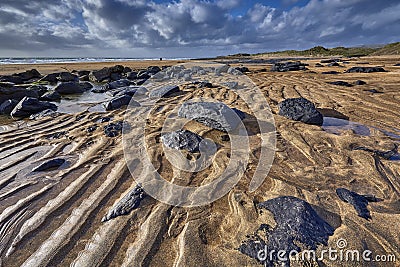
[0, 0, 399, 58]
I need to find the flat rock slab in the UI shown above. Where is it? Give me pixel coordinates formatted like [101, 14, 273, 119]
[278, 98, 323, 125]
[178, 102, 245, 132]
[32, 158, 65, 172]
[346, 67, 386, 73]
[336, 188, 379, 219]
[102, 184, 145, 222]
[149, 85, 180, 98]
[11, 97, 58, 118]
[239, 196, 334, 266]
[161, 130, 203, 152]
[327, 81, 353, 87]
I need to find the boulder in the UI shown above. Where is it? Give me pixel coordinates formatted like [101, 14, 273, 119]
[110, 72, 122, 81]
[327, 81, 353, 87]
[346, 67, 386, 73]
[15, 69, 41, 81]
[54, 82, 92, 94]
[32, 158, 65, 172]
[235, 66, 249, 73]
[0, 99, 18, 115]
[114, 86, 148, 97]
[58, 72, 78, 82]
[0, 86, 39, 103]
[354, 80, 366, 85]
[89, 65, 125, 82]
[278, 98, 323, 125]
[146, 66, 161, 75]
[271, 61, 308, 72]
[0, 75, 23, 84]
[161, 130, 203, 152]
[106, 79, 131, 90]
[123, 67, 132, 73]
[126, 71, 138, 80]
[27, 85, 48, 97]
[178, 102, 245, 132]
[149, 85, 180, 98]
[39, 91, 61, 101]
[105, 95, 139, 111]
[11, 97, 57, 118]
[40, 73, 59, 83]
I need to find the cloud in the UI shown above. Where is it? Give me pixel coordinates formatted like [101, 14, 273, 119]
[0, 0, 399, 57]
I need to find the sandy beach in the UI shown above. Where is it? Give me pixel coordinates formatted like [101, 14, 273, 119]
[0, 56, 399, 266]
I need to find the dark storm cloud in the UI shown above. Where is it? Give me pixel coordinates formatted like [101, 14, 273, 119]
[0, 0, 399, 56]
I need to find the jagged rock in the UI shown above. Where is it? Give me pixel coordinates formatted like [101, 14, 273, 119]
[15, 69, 41, 81]
[161, 130, 203, 152]
[149, 85, 180, 98]
[32, 158, 65, 172]
[239, 196, 334, 266]
[271, 61, 308, 72]
[29, 109, 60, 120]
[39, 91, 61, 101]
[0, 99, 18, 115]
[354, 80, 366, 85]
[346, 67, 386, 73]
[54, 82, 92, 94]
[58, 72, 78, 82]
[178, 102, 245, 132]
[11, 97, 57, 118]
[39, 73, 59, 83]
[27, 85, 48, 97]
[89, 65, 125, 83]
[104, 79, 131, 90]
[0, 75, 23, 84]
[102, 184, 145, 222]
[278, 98, 323, 125]
[235, 66, 249, 73]
[126, 71, 138, 80]
[104, 121, 124, 137]
[147, 66, 161, 75]
[327, 81, 353, 87]
[0, 86, 39, 103]
[336, 188, 379, 219]
[105, 95, 139, 111]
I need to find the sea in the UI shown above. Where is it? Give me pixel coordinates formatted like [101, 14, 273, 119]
[0, 57, 191, 64]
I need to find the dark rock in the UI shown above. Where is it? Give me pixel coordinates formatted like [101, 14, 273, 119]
[54, 82, 92, 94]
[58, 72, 78, 82]
[194, 81, 213, 88]
[91, 87, 107, 93]
[327, 81, 353, 87]
[134, 79, 147, 86]
[178, 102, 245, 132]
[137, 71, 150, 80]
[147, 66, 161, 75]
[11, 97, 57, 118]
[149, 85, 180, 98]
[346, 67, 386, 73]
[126, 71, 138, 80]
[327, 62, 340, 67]
[39, 91, 61, 101]
[89, 67, 111, 83]
[105, 95, 139, 111]
[39, 73, 59, 83]
[114, 86, 147, 97]
[29, 109, 60, 120]
[45, 131, 66, 139]
[79, 74, 90, 81]
[394, 63, 400, 66]
[336, 188, 379, 219]
[322, 71, 340, 75]
[271, 61, 308, 72]
[104, 121, 124, 137]
[364, 89, 383, 94]
[106, 79, 131, 90]
[235, 66, 249, 73]
[0, 75, 23, 84]
[0, 86, 39, 103]
[101, 117, 111, 123]
[15, 69, 41, 81]
[0, 99, 18, 115]
[101, 184, 145, 222]
[161, 130, 203, 152]
[354, 80, 366, 85]
[110, 72, 122, 81]
[77, 70, 90, 76]
[352, 144, 398, 160]
[239, 196, 334, 266]
[321, 59, 340, 63]
[0, 82, 15, 88]
[278, 98, 323, 125]
[32, 158, 65, 172]
[315, 63, 324, 67]
[123, 67, 132, 73]
[87, 125, 98, 133]
[27, 85, 48, 97]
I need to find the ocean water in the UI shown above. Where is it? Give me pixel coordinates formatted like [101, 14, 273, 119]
[0, 57, 190, 65]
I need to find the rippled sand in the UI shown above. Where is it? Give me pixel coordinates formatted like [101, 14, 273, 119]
[0, 56, 399, 266]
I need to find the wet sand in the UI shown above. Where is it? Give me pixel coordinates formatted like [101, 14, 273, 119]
[0, 56, 399, 266]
